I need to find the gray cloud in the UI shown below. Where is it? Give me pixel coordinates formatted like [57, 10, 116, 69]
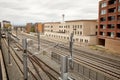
[0, 0, 100, 25]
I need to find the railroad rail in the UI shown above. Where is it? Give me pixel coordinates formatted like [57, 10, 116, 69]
[2, 38, 38, 80]
[10, 33, 120, 80]
[9, 37, 60, 80]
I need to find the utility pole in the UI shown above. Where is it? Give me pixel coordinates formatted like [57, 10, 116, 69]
[37, 24, 40, 51]
[59, 31, 75, 80]
[69, 32, 74, 69]
[22, 39, 28, 80]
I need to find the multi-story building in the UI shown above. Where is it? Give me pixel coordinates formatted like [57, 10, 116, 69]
[26, 23, 44, 34]
[35, 23, 44, 34]
[26, 23, 32, 33]
[44, 20, 98, 46]
[98, 0, 120, 53]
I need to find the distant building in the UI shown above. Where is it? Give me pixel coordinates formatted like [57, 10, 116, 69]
[98, 0, 120, 53]
[44, 20, 98, 46]
[35, 23, 44, 34]
[26, 23, 32, 33]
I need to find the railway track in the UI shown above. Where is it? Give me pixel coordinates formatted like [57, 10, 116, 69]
[2, 38, 38, 80]
[14, 33, 120, 79]
[52, 47, 120, 80]
[31, 35, 120, 79]
[10, 38, 60, 80]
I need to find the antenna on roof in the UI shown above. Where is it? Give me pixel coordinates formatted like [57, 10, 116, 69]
[61, 14, 65, 23]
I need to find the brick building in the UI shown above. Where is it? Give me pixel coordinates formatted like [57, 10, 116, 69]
[26, 23, 32, 33]
[98, 0, 120, 53]
[35, 23, 44, 33]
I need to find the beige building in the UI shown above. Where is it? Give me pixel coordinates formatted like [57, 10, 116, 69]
[44, 20, 98, 46]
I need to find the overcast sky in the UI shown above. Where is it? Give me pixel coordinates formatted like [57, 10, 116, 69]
[0, 0, 100, 25]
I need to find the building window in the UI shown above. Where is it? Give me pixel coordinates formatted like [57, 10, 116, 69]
[80, 25, 82, 28]
[80, 39, 83, 42]
[108, 0, 116, 5]
[108, 7, 116, 13]
[51, 26, 53, 28]
[96, 25, 98, 29]
[118, 6, 120, 12]
[85, 39, 88, 43]
[100, 32, 105, 36]
[78, 31, 79, 35]
[101, 10, 106, 15]
[75, 25, 77, 29]
[117, 15, 120, 20]
[100, 17, 106, 22]
[116, 33, 120, 38]
[96, 32, 97, 35]
[108, 24, 115, 29]
[76, 38, 79, 42]
[73, 25, 74, 28]
[101, 2, 107, 8]
[100, 25, 106, 29]
[68, 25, 70, 28]
[107, 32, 114, 38]
[67, 37, 69, 40]
[80, 31, 82, 35]
[117, 24, 120, 29]
[108, 16, 115, 21]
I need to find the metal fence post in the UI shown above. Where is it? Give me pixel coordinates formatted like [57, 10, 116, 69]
[22, 39, 28, 80]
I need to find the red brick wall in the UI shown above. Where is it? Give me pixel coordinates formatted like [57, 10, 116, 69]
[105, 39, 120, 53]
